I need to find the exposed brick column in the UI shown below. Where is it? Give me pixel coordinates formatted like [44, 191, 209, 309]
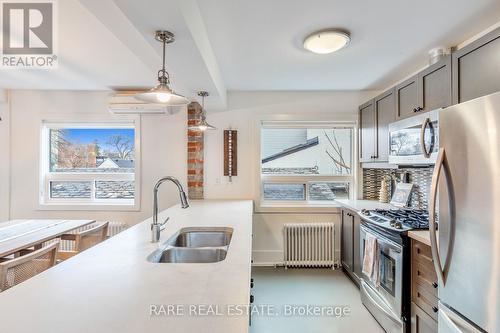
[187, 102, 204, 199]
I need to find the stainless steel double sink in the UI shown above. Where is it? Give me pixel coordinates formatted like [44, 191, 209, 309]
[147, 227, 233, 264]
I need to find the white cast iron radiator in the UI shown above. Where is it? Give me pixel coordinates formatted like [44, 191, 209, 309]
[283, 223, 335, 268]
[59, 221, 128, 251]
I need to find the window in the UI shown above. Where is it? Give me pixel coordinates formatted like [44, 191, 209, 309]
[40, 122, 139, 208]
[260, 122, 354, 204]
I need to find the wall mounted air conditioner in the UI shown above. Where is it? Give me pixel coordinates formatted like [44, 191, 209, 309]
[108, 91, 183, 115]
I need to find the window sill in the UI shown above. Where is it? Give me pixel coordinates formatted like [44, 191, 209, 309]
[37, 202, 140, 212]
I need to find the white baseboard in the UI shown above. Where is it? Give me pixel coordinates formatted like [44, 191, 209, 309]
[252, 249, 342, 266]
[251, 262, 284, 267]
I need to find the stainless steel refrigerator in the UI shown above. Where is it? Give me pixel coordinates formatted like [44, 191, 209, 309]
[428, 91, 500, 333]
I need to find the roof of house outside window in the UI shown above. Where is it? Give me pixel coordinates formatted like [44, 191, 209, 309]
[97, 157, 134, 169]
[261, 136, 319, 164]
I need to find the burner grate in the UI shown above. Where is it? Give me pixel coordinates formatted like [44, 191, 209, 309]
[373, 209, 429, 229]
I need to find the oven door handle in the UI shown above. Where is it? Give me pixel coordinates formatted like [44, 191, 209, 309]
[360, 280, 402, 325]
[360, 225, 402, 252]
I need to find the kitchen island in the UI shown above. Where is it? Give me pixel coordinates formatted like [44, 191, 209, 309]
[0, 200, 253, 333]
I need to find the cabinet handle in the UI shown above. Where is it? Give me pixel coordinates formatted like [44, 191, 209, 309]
[432, 306, 438, 313]
[432, 282, 438, 288]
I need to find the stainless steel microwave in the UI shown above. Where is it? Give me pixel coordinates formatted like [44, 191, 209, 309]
[388, 109, 439, 165]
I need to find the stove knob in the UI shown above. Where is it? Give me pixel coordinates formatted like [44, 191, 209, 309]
[361, 209, 370, 216]
[389, 220, 402, 229]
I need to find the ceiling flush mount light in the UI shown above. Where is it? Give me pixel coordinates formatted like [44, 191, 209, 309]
[134, 30, 189, 106]
[188, 91, 216, 131]
[303, 29, 350, 54]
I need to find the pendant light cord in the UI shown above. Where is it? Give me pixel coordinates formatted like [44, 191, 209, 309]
[162, 37, 166, 73]
[201, 94, 206, 120]
[158, 36, 170, 85]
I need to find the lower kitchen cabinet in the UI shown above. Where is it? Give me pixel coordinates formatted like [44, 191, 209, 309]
[341, 208, 361, 286]
[341, 209, 353, 272]
[352, 212, 361, 280]
[411, 302, 437, 333]
[411, 239, 438, 333]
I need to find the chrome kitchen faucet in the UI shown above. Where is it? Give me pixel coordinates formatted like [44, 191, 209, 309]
[151, 176, 189, 242]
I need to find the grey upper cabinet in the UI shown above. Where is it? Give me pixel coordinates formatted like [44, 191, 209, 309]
[374, 89, 395, 161]
[395, 56, 451, 119]
[341, 209, 354, 273]
[359, 100, 375, 163]
[359, 90, 394, 163]
[452, 26, 500, 104]
[419, 55, 452, 112]
[395, 75, 420, 119]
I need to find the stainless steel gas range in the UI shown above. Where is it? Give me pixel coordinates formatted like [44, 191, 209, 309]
[358, 208, 429, 333]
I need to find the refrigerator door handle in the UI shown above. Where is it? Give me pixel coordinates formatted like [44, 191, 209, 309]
[429, 147, 451, 285]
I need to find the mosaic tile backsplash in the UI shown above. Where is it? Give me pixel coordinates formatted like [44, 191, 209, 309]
[363, 167, 434, 209]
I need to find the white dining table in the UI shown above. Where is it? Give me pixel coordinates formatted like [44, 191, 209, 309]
[0, 219, 95, 257]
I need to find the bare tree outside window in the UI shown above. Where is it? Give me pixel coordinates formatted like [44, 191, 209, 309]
[106, 135, 134, 159]
[324, 130, 351, 174]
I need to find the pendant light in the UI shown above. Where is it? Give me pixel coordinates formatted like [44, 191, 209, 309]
[134, 31, 189, 106]
[188, 91, 216, 131]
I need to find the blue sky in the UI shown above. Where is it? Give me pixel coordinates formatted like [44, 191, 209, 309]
[63, 128, 135, 151]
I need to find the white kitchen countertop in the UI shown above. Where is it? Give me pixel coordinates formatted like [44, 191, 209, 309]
[408, 230, 438, 247]
[335, 199, 396, 212]
[0, 200, 253, 333]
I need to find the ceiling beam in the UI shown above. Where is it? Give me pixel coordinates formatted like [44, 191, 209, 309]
[76, 0, 163, 87]
[175, 0, 227, 109]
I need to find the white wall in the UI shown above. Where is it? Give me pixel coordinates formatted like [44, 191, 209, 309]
[203, 91, 377, 200]
[203, 91, 378, 264]
[253, 212, 342, 265]
[6, 89, 378, 265]
[0, 90, 10, 222]
[7, 90, 187, 225]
